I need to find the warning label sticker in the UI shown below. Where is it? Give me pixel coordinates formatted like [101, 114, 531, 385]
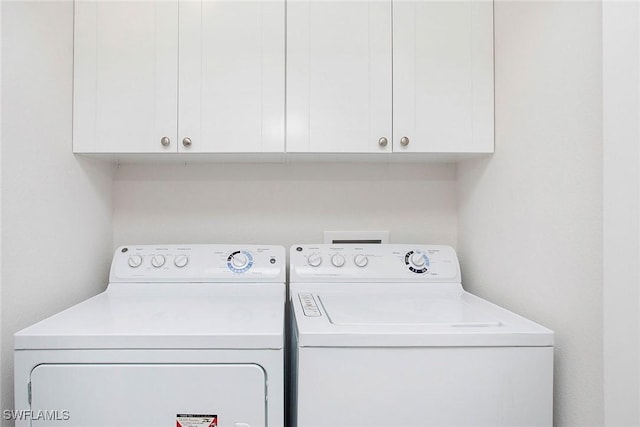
[176, 414, 218, 427]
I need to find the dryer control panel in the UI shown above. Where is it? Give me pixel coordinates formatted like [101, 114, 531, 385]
[110, 245, 285, 283]
[290, 244, 461, 283]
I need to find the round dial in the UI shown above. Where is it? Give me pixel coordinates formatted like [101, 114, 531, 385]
[331, 254, 345, 268]
[128, 255, 143, 268]
[226, 251, 254, 273]
[307, 254, 323, 267]
[405, 250, 429, 274]
[354, 254, 369, 268]
[231, 253, 249, 269]
[151, 255, 166, 268]
[410, 252, 425, 267]
[174, 254, 189, 268]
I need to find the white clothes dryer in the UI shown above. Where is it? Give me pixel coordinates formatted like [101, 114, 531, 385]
[15, 244, 285, 427]
[289, 244, 554, 427]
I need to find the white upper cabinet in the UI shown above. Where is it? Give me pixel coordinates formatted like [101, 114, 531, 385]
[73, 1, 179, 153]
[178, 1, 285, 153]
[393, 1, 494, 153]
[74, 0, 492, 158]
[286, 0, 494, 155]
[286, 1, 393, 153]
[73, 1, 285, 154]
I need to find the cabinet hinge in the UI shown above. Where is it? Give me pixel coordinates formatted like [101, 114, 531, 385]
[28, 382, 32, 404]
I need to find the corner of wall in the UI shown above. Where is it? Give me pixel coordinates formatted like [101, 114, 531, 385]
[602, 2, 640, 425]
[0, 2, 115, 422]
[458, 2, 603, 425]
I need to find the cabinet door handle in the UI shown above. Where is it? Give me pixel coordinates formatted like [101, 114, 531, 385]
[378, 137, 388, 147]
[160, 136, 171, 147]
[400, 136, 410, 146]
[182, 137, 192, 147]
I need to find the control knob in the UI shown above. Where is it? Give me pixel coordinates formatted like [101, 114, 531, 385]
[331, 254, 345, 268]
[308, 254, 323, 267]
[174, 254, 189, 268]
[128, 255, 143, 268]
[129, 255, 142, 268]
[410, 252, 426, 267]
[151, 255, 166, 268]
[231, 253, 249, 269]
[354, 254, 369, 268]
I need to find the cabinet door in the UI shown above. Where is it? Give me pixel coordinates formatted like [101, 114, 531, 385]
[73, 2, 178, 153]
[393, 1, 494, 153]
[287, 1, 392, 153]
[179, 1, 285, 153]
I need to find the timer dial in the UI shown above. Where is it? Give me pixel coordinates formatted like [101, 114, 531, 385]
[410, 253, 425, 267]
[227, 251, 254, 273]
[405, 250, 429, 274]
[231, 253, 249, 269]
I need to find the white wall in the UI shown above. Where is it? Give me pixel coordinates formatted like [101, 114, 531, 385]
[0, 1, 4, 409]
[113, 162, 457, 249]
[0, 0, 4, 409]
[0, 1, 613, 426]
[603, 2, 640, 426]
[457, 2, 603, 426]
[0, 1, 114, 421]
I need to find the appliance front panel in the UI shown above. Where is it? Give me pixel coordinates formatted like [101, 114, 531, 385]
[294, 346, 553, 427]
[30, 364, 265, 427]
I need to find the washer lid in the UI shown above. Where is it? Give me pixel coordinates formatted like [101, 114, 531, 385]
[321, 293, 502, 327]
[293, 287, 553, 347]
[15, 284, 285, 350]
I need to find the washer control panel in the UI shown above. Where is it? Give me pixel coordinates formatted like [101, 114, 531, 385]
[298, 293, 322, 317]
[290, 244, 460, 283]
[110, 245, 285, 283]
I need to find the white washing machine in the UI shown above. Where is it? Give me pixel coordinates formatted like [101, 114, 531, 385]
[14, 244, 285, 427]
[289, 244, 554, 427]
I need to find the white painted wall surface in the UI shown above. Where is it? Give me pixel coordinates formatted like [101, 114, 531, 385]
[0, 1, 114, 422]
[0, 0, 3, 410]
[113, 163, 457, 249]
[457, 2, 603, 426]
[603, 2, 640, 426]
[0, 1, 614, 426]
